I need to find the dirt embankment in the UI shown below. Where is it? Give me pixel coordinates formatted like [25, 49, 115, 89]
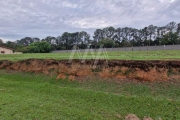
[0, 59, 180, 82]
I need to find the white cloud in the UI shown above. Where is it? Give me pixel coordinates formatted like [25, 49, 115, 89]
[62, 1, 78, 8]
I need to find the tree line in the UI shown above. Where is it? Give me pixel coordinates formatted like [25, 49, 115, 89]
[0, 21, 180, 53]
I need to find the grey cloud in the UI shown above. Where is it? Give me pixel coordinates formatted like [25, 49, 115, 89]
[0, 0, 179, 41]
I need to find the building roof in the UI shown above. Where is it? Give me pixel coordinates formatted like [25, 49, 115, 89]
[0, 45, 14, 50]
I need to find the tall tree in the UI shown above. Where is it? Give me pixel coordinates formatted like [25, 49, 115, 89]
[93, 29, 104, 42]
[93, 29, 104, 49]
[44, 36, 57, 45]
[136, 29, 144, 46]
[160, 26, 167, 37]
[130, 28, 138, 46]
[147, 25, 157, 45]
[113, 28, 123, 46]
[70, 32, 79, 45]
[121, 27, 132, 47]
[16, 37, 33, 46]
[166, 21, 176, 33]
[142, 27, 149, 42]
[61, 32, 70, 50]
[32, 38, 40, 43]
[177, 23, 180, 35]
[78, 31, 90, 49]
[103, 26, 115, 39]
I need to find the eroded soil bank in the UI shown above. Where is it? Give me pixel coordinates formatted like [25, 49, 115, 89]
[0, 59, 180, 82]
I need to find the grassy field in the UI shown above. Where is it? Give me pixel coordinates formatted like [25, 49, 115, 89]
[0, 50, 180, 61]
[0, 70, 180, 119]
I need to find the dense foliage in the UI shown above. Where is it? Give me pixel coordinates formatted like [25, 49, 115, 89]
[98, 38, 115, 48]
[0, 21, 180, 53]
[15, 41, 51, 53]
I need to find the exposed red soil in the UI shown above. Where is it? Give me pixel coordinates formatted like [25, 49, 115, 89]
[0, 59, 180, 82]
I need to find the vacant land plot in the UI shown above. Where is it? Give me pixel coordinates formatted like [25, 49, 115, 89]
[0, 70, 180, 119]
[0, 50, 180, 61]
[0, 50, 180, 119]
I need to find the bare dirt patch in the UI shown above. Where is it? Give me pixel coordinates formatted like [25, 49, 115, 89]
[125, 114, 140, 120]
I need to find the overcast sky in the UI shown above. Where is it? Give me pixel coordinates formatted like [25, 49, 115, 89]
[0, 0, 179, 41]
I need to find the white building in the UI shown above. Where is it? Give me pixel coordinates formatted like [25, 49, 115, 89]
[0, 46, 14, 54]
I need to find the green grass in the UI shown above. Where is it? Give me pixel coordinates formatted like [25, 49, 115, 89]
[0, 70, 180, 119]
[0, 50, 180, 61]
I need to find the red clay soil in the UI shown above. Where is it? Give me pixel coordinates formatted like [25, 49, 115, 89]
[0, 59, 180, 82]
